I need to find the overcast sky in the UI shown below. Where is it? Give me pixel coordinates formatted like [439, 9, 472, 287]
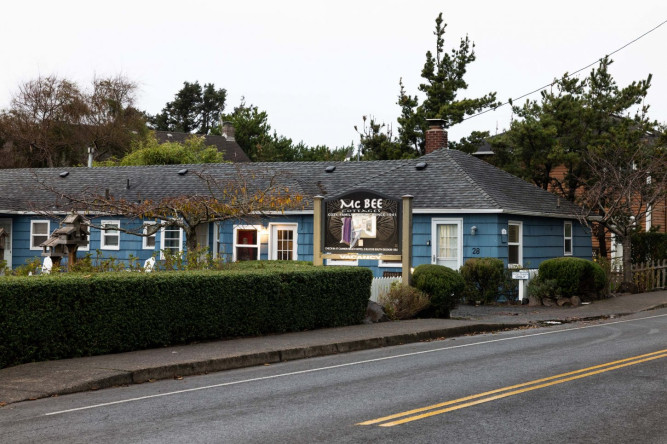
[2, 1, 666, 150]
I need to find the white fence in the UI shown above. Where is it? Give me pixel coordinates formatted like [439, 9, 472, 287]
[370, 276, 402, 302]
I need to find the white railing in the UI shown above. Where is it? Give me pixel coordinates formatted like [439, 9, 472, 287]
[371, 276, 402, 302]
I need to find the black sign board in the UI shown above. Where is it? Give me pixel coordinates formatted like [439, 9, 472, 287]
[323, 189, 401, 254]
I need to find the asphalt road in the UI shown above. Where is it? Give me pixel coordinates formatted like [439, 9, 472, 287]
[3, 310, 666, 444]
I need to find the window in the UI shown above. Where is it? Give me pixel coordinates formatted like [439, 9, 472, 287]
[233, 225, 261, 261]
[161, 225, 183, 257]
[431, 218, 463, 270]
[143, 222, 157, 250]
[269, 224, 297, 260]
[30, 220, 50, 250]
[508, 221, 522, 267]
[100, 220, 120, 250]
[564, 221, 573, 256]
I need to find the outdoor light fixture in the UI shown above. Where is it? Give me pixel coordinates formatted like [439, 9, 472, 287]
[471, 226, 477, 235]
[501, 228, 508, 243]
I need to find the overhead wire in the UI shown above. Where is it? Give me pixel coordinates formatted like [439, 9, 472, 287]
[461, 18, 667, 122]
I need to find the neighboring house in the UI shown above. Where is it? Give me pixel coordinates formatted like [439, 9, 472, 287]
[0, 120, 590, 275]
[154, 122, 250, 163]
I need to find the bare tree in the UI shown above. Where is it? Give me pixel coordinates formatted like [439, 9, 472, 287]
[577, 132, 666, 285]
[33, 167, 305, 254]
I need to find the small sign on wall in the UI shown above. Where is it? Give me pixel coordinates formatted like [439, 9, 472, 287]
[512, 270, 530, 280]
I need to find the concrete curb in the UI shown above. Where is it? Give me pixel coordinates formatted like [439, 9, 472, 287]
[46, 323, 526, 399]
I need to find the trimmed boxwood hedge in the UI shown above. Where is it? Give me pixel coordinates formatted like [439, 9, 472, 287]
[0, 264, 372, 369]
[537, 257, 606, 298]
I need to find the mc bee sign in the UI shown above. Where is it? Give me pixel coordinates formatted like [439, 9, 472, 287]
[323, 190, 401, 255]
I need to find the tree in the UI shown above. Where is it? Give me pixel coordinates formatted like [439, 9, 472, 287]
[0, 74, 145, 168]
[493, 57, 655, 258]
[35, 167, 305, 254]
[152, 81, 227, 134]
[96, 132, 224, 166]
[397, 13, 498, 155]
[576, 126, 666, 285]
[355, 116, 407, 160]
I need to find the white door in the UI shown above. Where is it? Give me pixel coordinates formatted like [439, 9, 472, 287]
[0, 218, 12, 269]
[431, 218, 462, 270]
[270, 224, 297, 260]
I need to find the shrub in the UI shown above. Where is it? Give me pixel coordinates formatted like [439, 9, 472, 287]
[412, 264, 465, 318]
[460, 257, 505, 304]
[526, 277, 561, 302]
[379, 282, 430, 320]
[0, 264, 372, 368]
[538, 257, 606, 299]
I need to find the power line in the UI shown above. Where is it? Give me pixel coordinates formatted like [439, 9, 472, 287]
[462, 18, 667, 122]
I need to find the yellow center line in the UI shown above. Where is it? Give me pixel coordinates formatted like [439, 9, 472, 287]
[358, 349, 667, 427]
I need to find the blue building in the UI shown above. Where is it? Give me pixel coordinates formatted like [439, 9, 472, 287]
[0, 122, 591, 275]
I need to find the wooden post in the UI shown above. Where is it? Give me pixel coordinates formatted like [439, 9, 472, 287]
[313, 195, 323, 266]
[401, 195, 413, 286]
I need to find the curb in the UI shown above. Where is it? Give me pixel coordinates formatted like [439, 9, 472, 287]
[41, 323, 526, 401]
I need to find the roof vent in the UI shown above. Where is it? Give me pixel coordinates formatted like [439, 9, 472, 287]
[415, 162, 427, 170]
[178, 168, 188, 176]
[167, 133, 173, 138]
[325, 166, 336, 173]
[59, 171, 69, 178]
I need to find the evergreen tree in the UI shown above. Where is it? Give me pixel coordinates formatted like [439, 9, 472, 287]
[152, 81, 226, 134]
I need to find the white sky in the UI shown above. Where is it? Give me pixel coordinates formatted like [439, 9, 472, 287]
[2, 1, 666, 149]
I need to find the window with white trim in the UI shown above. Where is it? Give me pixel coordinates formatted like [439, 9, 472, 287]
[30, 220, 50, 250]
[161, 225, 183, 257]
[233, 225, 261, 261]
[564, 221, 573, 256]
[143, 222, 157, 250]
[508, 221, 522, 267]
[100, 220, 121, 250]
[269, 223, 297, 260]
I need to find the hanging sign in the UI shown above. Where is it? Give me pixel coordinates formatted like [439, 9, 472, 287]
[322, 189, 401, 254]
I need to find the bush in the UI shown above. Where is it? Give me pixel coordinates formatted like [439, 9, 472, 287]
[0, 264, 372, 368]
[379, 282, 430, 320]
[631, 230, 667, 264]
[412, 264, 465, 318]
[526, 277, 561, 302]
[460, 257, 505, 304]
[538, 257, 606, 299]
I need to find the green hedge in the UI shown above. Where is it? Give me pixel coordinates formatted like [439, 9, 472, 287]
[537, 257, 606, 298]
[0, 265, 372, 368]
[460, 257, 505, 304]
[412, 264, 465, 318]
[631, 231, 667, 264]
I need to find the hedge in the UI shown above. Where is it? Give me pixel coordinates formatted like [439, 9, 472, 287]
[412, 264, 465, 318]
[0, 264, 372, 368]
[537, 257, 606, 298]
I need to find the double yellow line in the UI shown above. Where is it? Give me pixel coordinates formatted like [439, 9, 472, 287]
[358, 349, 667, 427]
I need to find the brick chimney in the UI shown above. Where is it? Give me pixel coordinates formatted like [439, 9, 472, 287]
[221, 121, 236, 141]
[425, 118, 448, 154]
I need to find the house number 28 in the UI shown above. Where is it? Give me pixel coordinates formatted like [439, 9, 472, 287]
[472, 248, 480, 255]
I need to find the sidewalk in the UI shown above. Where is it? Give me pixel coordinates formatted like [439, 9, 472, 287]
[1, 291, 666, 406]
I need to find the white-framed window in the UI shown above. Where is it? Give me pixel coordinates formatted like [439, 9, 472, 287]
[161, 224, 183, 257]
[30, 220, 50, 250]
[143, 221, 157, 250]
[431, 218, 463, 270]
[269, 223, 298, 260]
[564, 221, 573, 256]
[100, 220, 121, 250]
[508, 221, 523, 267]
[233, 225, 262, 261]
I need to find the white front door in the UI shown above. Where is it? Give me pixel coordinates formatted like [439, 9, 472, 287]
[431, 218, 462, 270]
[0, 218, 12, 269]
[270, 224, 297, 260]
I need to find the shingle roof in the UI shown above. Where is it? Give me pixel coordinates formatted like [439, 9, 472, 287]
[0, 149, 581, 218]
[154, 131, 250, 163]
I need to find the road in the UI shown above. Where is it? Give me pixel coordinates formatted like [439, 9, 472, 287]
[2, 310, 666, 443]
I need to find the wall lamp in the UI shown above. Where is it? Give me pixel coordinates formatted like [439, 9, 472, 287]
[470, 226, 477, 236]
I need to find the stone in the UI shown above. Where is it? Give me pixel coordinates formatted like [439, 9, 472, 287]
[570, 295, 582, 307]
[542, 298, 556, 307]
[557, 297, 571, 307]
[364, 300, 388, 323]
[528, 296, 542, 306]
